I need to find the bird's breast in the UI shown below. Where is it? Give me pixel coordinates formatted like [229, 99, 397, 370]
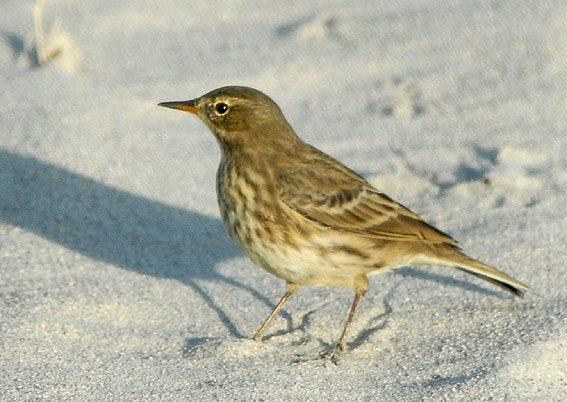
[216, 157, 291, 257]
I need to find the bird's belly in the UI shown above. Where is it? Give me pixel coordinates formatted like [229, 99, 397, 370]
[219, 200, 386, 287]
[251, 231, 389, 288]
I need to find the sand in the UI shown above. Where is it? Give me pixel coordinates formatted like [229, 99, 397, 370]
[1, 0, 566, 400]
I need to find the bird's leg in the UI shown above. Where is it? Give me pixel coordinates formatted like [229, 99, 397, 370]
[254, 282, 299, 341]
[333, 288, 367, 355]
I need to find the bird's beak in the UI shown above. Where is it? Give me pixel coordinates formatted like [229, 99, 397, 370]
[158, 99, 200, 115]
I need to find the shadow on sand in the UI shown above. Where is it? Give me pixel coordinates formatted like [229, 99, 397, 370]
[0, 149, 279, 338]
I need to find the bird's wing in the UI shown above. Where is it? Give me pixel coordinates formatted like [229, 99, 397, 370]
[278, 165, 457, 244]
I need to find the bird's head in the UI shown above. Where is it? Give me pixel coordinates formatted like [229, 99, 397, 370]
[159, 86, 298, 152]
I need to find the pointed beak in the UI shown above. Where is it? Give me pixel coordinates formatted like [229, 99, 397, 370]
[158, 99, 200, 114]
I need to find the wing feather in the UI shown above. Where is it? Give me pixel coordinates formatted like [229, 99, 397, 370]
[278, 164, 456, 245]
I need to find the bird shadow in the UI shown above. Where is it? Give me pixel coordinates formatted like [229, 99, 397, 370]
[288, 288, 396, 365]
[261, 306, 316, 343]
[347, 287, 396, 351]
[0, 149, 279, 339]
[393, 267, 511, 299]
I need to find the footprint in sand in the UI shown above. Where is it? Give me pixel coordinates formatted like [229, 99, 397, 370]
[446, 145, 552, 208]
[366, 77, 426, 119]
[274, 13, 351, 43]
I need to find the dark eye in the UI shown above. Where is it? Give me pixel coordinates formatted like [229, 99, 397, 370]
[214, 102, 229, 115]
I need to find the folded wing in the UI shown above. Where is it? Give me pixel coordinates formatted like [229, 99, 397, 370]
[278, 164, 456, 245]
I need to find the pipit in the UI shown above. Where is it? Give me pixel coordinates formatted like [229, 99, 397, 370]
[159, 86, 529, 356]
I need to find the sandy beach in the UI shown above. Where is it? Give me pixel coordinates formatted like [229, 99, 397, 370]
[1, 1, 566, 400]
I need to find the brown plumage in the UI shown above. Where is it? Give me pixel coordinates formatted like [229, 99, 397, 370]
[159, 86, 529, 357]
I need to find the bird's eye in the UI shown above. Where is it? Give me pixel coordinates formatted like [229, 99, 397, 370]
[214, 102, 229, 115]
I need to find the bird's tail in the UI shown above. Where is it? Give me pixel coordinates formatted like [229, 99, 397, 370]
[418, 246, 530, 297]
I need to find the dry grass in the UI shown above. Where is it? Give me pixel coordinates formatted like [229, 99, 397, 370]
[31, 0, 82, 72]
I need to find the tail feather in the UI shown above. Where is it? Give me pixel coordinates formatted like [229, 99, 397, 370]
[455, 267, 527, 297]
[419, 246, 530, 297]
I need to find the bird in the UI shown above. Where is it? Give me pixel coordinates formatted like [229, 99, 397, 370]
[158, 86, 529, 357]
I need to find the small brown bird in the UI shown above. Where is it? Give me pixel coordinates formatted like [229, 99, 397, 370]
[159, 86, 529, 356]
